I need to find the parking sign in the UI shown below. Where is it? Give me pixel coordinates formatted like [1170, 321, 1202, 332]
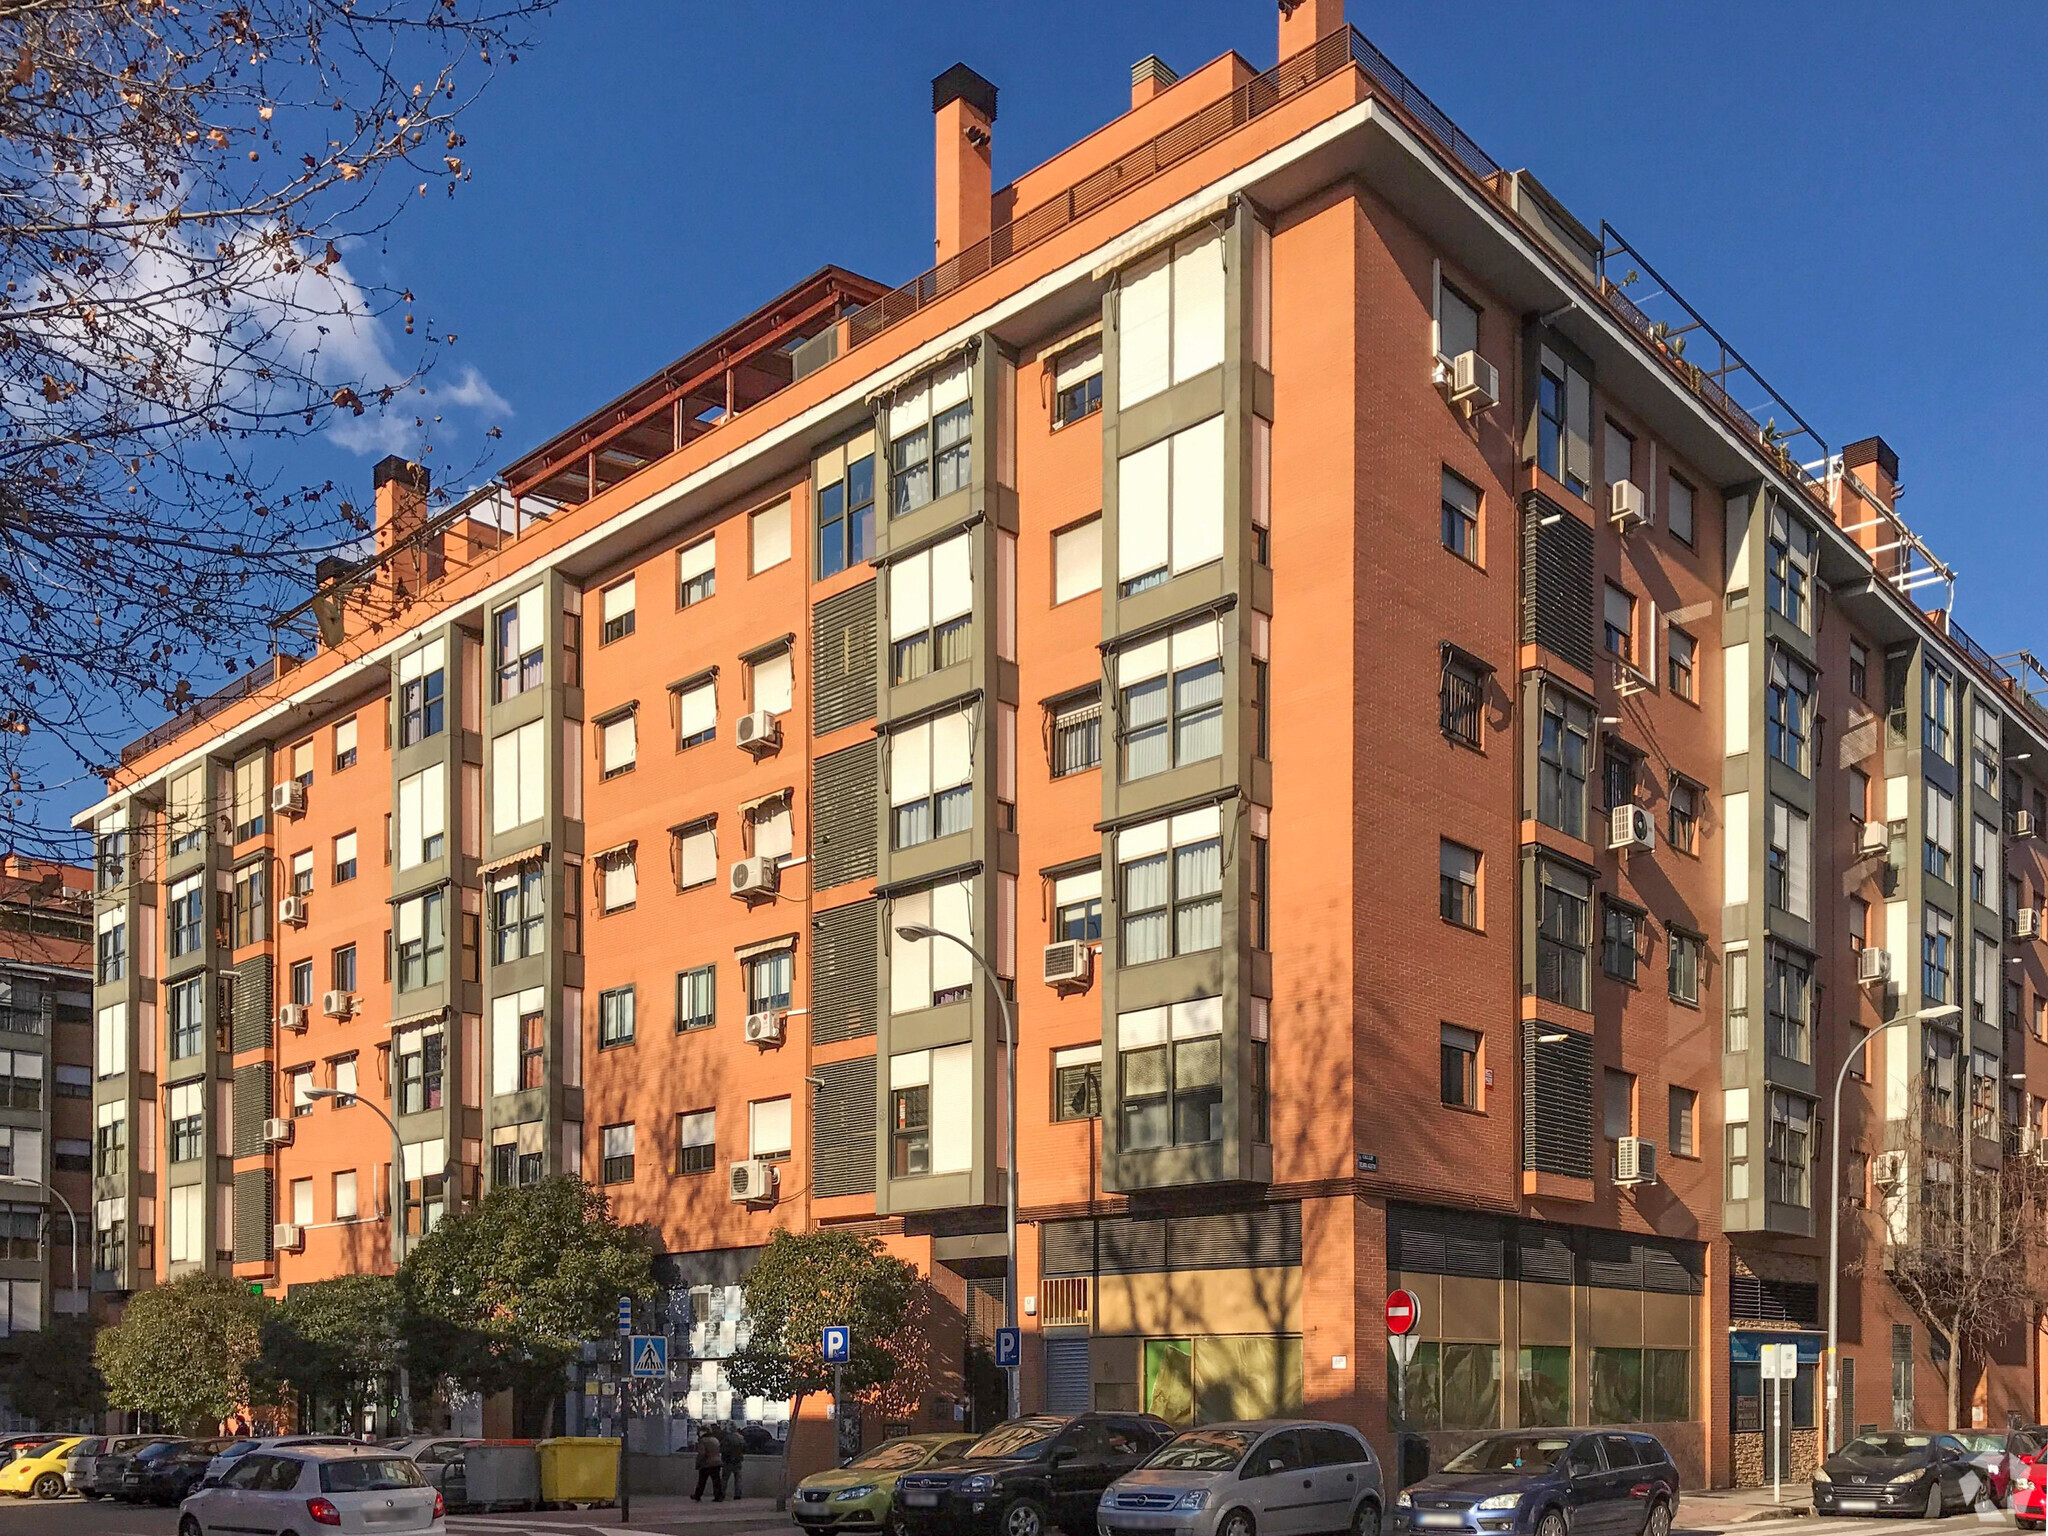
[822, 1325, 851, 1364]
[995, 1327, 1022, 1369]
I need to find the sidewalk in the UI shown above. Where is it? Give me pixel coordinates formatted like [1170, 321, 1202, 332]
[1678, 1482, 1814, 1529]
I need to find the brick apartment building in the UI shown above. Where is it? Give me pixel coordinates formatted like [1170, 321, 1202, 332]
[73, 0, 2048, 1485]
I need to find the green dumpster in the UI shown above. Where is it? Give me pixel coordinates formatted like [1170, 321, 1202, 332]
[537, 1436, 619, 1505]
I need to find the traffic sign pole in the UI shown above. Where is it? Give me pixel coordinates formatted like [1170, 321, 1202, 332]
[1384, 1290, 1421, 1471]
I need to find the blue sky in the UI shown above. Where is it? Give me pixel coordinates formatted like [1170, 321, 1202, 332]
[58, 1, 2048, 834]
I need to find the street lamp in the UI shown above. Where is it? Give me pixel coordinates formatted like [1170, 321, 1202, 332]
[0, 1175, 79, 1302]
[305, 1086, 410, 1430]
[894, 922, 1019, 1421]
[1825, 1002, 1961, 1452]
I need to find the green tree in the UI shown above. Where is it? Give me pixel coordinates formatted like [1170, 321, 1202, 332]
[253, 1273, 402, 1431]
[399, 1176, 658, 1434]
[6, 1318, 104, 1427]
[95, 1273, 267, 1431]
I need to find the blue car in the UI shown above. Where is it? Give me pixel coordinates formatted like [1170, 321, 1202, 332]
[1392, 1431, 1679, 1536]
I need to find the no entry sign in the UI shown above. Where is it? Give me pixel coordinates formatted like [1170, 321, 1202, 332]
[1385, 1288, 1421, 1337]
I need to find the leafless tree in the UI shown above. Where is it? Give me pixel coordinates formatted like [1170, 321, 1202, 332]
[0, 0, 550, 853]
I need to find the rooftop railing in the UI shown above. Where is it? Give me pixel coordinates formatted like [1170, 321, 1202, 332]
[118, 654, 300, 766]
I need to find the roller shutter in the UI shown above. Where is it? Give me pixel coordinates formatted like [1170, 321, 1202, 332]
[232, 954, 273, 1051]
[813, 740, 879, 890]
[813, 581, 878, 735]
[810, 1055, 876, 1199]
[232, 1169, 274, 1263]
[811, 902, 879, 1044]
[1521, 492, 1595, 672]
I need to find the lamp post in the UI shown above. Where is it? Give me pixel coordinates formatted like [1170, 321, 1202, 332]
[306, 1086, 409, 1431]
[894, 922, 1019, 1420]
[0, 1174, 79, 1301]
[1826, 1001, 1961, 1453]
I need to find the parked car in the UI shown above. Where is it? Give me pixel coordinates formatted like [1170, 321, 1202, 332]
[1949, 1429, 2038, 1505]
[0, 1436, 86, 1499]
[793, 1433, 977, 1532]
[94, 1436, 181, 1499]
[64, 1436, 105, 1495]
[1813, 1431, 1988, 1518]
[397, 1438, 484, 1507]
[136, 1438, 235, 1505]
[1100, 1420, 1384, 1536]
[200, 1433, 357, 1485]
[2015, 1442, 2048, 1531]
[1392, 1430, 1680, 1536]
[0, 1434, 55, 1469]
[894, 1413, 1175, 1536]
[122, 1440, 192, 1502]
[179, 1445, 444, 1536]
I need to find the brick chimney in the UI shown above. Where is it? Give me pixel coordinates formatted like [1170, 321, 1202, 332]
[1839, 436, 1901, 568]
[1131, 55, 1179, 107]
[373, 455, 431, 596]
[932, 64, 998, 265]
[1278, 0, 1345, 59]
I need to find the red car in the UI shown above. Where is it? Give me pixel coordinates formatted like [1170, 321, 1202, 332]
[2017, 1439, 2048, 1530]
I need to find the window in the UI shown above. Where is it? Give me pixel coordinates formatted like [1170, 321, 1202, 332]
[1053, 868, 1102, 942]
[1924, 664, 1955, 761]
[601, 1123, 635, 1184]
[397, 763, 447, 869]
[1767, 1090, 1813, 1207]
[1668, 779, 1700, 855]
[1848, 641, 1868, 700]
[1766, 799, 1811, 920]
[1667, 628, 1696, 700]
[0, 1051, 39, 1111]
[1602, 742, 1639, 813]
[55, 1065, 89, 1101]
[1053, 1043, 1102, 1122]
[1765, 505, 1815, 631]
[1602, 901, 1641, 984]
[746, 948, 793, 1014]
[1848, 767, 1870, 824]
[750, 499, 791, 573]
[168, 765, 206, 855]
[168, 1184, 201, 1265]
[1602, 1069, 1635, 1139]
[889, 1042, 973, 1177]
[1116, 415, 1224, 595]
[1849, 898, 1868, 954]
[168, 873, 203, 958]
[289, 738, 315, 788]
[890, 878, 975, 1013]
[1439, 841, 1480, 929]
[1536, 686, 1593, 839]
[1602, 585, 1635, 665]
[670, 675, 716, 751]
[890, 706, 973, 849]
[395, 888, 446, 992]
[677, 536, 716, 607]
[748, 645, 794, 716]
[1440, 1024, 1479, 1109]
[1535, 347, 1590, 496]
[672, 818, 717, 891]
[169, 1081, 203, 1162]
[1972, 701, 2001, 794]
[1053, 338, 1103, 427]
[676, 965, 716, 1032]
[1441, 469, 1480, 561]
[1669, 930, 1702, 1006]
[333, 830, 358, 884]
[749, 1096, 792, 1161]
[520, 1010, 544, 1091]
[1053, 517, 1102, 606]
[489, 866, 545, 964]
[1440, 648, 1486, 748]
[1603, 420, 1635, 491]
[96, 910, 126, 984]
[597, 708, 637, 779]
[290, 959, 313, 1008]
[52, 1136, 88, 1171]
[232, 860, 266, 948]
[398, 638, 446, 746]
[816, 453, 876, 577]
[168, 976, 205, 1060]
[1119, 228, 1224, 407]
[1972, 818, 1997, 906]
[1766, 945, 1812, 1064]
[1850, 1023, 1871, 1080]
[1667, 474, 1695, 546]
[94, 1104, 125, 1175]
[1051, 690, 1103, 777]
[1535, 858, 1592, 1011]
[887, 358, 972, 514]
[1249, 832, 1268, 952]
[1436, 278, 1479, 363]
[289, 1066, 315, 1118]
[489, 721, 545, 835]
[395, 1025, 443, 1115]
[1765, 649, 1812, 774]
[597, 847, 637, 913]
[1924, 784, 1955, 883]
[334, 716, 358, 771]
[677, 1110, 716, 1174]
[747, 792, 793, 862]
[1668, 1087, 1697, 1157]
[493, 588, 545, 702]
[1118, 807, 1223, 965]
[599, 578, 636, 644]
[1118, 619, 1222, 779]
[1118, 995, 1223, 1150]
[232, 751, 266, 842]
[599, 987, 635, 1049]
[888, 531, 972, 683]
[95, 818, 128, 893]
[333, 1170, 358, 1221]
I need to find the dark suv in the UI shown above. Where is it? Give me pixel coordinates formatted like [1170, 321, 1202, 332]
[895, 1414, 1174, 1536]
[1393, 1430, 1680, 1536]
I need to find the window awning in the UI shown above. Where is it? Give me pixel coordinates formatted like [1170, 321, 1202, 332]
[478, 843, 549, 878]
[739, 788, 791, 817]
[591, 839, 637, 864]
[734, 933, 798, 963]
[1089, 195, 1230, 282]
[387, 1005, 448, 1033]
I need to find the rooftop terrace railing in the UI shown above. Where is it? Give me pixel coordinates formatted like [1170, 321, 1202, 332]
[118, 654, 300, 766]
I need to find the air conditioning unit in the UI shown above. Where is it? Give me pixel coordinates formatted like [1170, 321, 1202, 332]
[263, 1117, 293, 1147]
[1873, 1150, 1909, 1188]
[1609, 479, 1650, 534]
[2015, 811, 2040, 840]
[1615, 1136, 1657, 1187]
[2015, 909, 2042, 942]
[729, 857, 779, 902]
[277, 1003, 309, 1033]
[1043, 940, 1093, 989]
[277, 894, 308, 928]
[1857, 947, 1893, 986]
[735, 710, 782, 757]
[270, 780, 307, 818]
[1608, 803, 1655, 853]
[321, 990, 353, 1019]
[744, 1010, 786, 1047]
[273, 1223, 304, 1252]
[1858, 820, 1891, 857]
[1447, 350, 1498, 413]
[729, 1159, 777, 1205]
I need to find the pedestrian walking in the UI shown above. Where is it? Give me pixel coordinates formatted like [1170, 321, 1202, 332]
[721, 1427, 746, 1499]
[691, 1426, 725, 1502]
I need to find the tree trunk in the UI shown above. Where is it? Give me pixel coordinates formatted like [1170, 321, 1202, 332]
[1944, 1322, 1962, 1430]
[776, 1390, 808, 1512]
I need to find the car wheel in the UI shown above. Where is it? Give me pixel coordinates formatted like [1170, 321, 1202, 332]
[1219, 1510, 1256, 1536]
[1642, 1499, 1671, 1536]
[1925, 1481, 1943, 1520]
[32, 1472, 63, 1499]
[1537, 1508, 1567, 1536]
[1001, 1496, 1049, 1536]
[1351, 1499, 1380, 1536]
[179, 1519, 203, 1536]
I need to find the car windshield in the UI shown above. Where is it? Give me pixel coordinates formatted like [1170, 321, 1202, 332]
[967, 1422, 1063, 1460]
[320, 1458, 426, 1493]
[1147, 1429, 1257, 1471]
[136, 1444, 179, 1462]
[1953, 1434, 2006, 1454]
[1842, 1435, 1931, 1458]
[848, 1441, 939, 1471]
[1442, 1437, 1572, 1474]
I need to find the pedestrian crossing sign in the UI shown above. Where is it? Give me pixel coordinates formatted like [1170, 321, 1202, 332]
[630, 1334, 668, 1378]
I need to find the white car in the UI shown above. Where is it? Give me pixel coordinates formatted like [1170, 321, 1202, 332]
[201, 1433, 357, 1486]
[180, 1444, 444, 1535]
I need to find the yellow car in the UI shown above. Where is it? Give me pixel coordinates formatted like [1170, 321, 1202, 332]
[794, 1433, 978, 1533]
[0, 1436, 86, 1499]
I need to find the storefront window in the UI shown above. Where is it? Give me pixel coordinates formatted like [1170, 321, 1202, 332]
[1517, 1345, 1572, 1426]
[1391, 1342, 1500, 1431]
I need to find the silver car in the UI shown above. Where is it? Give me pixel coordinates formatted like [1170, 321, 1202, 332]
[1100, 1421, 1383, 1536]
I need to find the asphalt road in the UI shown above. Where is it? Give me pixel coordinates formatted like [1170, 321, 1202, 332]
[0, 1492, 790, 1536]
